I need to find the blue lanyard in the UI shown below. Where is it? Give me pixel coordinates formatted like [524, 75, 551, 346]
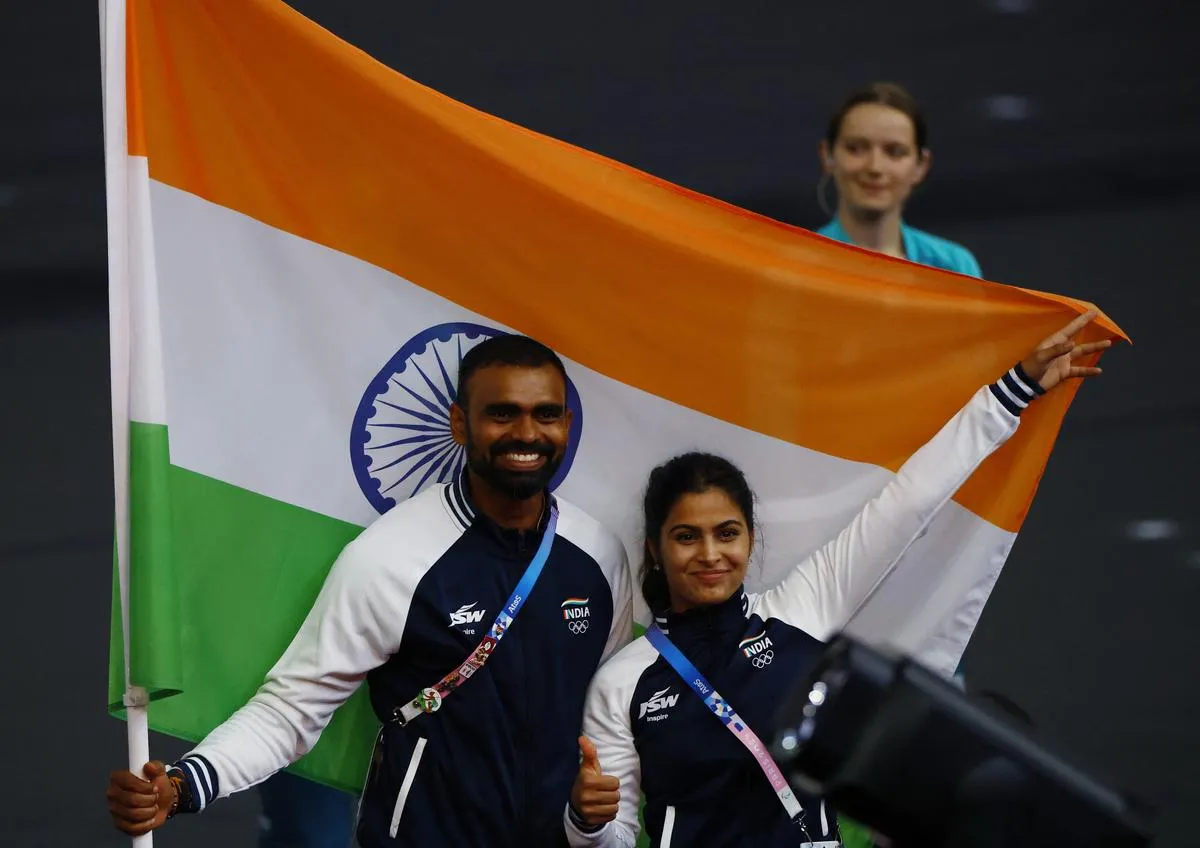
[645, 623, 804, 820]
[490, 505, 558, 630]
[395, 505, 558, 725]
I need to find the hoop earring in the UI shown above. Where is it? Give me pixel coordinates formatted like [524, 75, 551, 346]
[816, 172, 836, 219]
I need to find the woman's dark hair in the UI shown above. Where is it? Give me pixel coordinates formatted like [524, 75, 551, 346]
[825, 82, 927, 151]
[640, 452, 756, 613]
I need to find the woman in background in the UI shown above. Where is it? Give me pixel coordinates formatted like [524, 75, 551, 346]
[816, 81, 983, 848]
[817, 82, 982, 277]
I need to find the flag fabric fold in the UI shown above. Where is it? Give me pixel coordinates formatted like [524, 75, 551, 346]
[107, 0, 1123, 792]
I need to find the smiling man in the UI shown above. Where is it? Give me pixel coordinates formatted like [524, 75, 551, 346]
[106, 335, 633, 848]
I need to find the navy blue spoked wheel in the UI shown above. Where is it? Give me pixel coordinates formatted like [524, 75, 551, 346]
[351, 322, 583, 514]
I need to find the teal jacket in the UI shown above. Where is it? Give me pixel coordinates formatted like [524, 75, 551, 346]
[818, 218, 982, 278]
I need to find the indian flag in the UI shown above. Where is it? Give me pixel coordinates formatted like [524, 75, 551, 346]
[104, 0, 1123, 797]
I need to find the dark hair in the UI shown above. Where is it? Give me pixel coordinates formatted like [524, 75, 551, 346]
[640, 452, 756, 613]
[455, 335, 568, 409]
[825, 82, 927, 151]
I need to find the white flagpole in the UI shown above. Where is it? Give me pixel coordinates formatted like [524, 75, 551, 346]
[101, 0, 153, 844]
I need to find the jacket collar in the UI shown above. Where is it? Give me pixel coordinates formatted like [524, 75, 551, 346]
[445, 470, 554, 555]
[653, 586, 749, 645]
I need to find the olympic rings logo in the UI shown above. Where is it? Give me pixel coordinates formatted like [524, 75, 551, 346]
[751, 650, 774, 669]
[568, 620, 590, 635]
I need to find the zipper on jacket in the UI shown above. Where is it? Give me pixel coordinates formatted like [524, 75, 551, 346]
[353, 726, 386, 837]
[518, 626, 530, 838]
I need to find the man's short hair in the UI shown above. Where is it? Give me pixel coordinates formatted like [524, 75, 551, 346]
[455, 335, 568, 408]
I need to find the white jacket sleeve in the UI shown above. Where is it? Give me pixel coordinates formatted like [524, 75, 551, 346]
[557, 503, 635, 663]
[751, 377, 1034, 641]
[171, 525, 420, 809]
[564, 643, 655, 848]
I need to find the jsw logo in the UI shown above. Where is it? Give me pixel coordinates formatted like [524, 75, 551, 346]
[449, 603, 486, 627]
[638, 687, 680, 720]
